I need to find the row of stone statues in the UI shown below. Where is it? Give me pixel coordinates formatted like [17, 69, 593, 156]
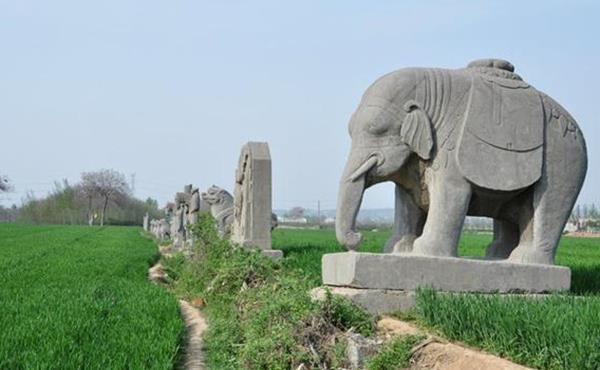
[148, 218, 169, 240]
[142, 59, 588, 314]
[143, 142, 282, 257]
[144, 184, 208, 249]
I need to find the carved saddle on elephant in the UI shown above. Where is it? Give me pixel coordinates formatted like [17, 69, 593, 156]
[457, 59, 544, 191]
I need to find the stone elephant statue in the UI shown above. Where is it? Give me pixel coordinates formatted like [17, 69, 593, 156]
[336, 58, 587, 265]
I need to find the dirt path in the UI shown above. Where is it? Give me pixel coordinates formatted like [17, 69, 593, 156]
[148, 261, 208, 370]
[179, 300, 208, 370]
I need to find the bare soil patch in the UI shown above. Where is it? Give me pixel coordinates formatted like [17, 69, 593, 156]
[377, 317, 531, 370]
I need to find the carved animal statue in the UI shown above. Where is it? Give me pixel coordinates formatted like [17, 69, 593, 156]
[202, 185, 279, 236]
[150, 219, 157, 236]
[202, 185, 235, 236]
[158, 219, 170, 241]
[143, 213, 149, 231]
[336, 58, 587, 265]
[149, 219, 170, 241]
[172, 206, 186, 246]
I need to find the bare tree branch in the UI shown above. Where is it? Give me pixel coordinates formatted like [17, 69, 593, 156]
[80, 169, 130, 226]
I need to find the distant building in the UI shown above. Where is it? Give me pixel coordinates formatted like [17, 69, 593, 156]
[278, 216, 308, 224]
[564, 221, 578, 233]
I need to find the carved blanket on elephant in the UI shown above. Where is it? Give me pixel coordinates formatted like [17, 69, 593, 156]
[457, 73, 544, 191]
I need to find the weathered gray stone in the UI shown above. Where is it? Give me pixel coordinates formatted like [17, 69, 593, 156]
[322, 252, 570, 293]
[336, 58, 587, 266]
[168, 184, 201, 249]
[143, 213, 149, 231]
[149, 218, 170, 241]
[158, 219, 170, 240]
[187, 187, 202, 225]
[260, 249, 283, 259]
[172, 205, 186, 249]
[345, 332, 383, 370]
[383, 184, 424, 253]
[202, 185, 235, 236]
[311, 287, 416, 315]
[313, 286, 560, 315]
[231, 142, 280, 257]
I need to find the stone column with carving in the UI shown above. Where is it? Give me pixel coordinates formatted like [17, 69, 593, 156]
[143, 212, 149, 231]
[231, 142, 282, 258]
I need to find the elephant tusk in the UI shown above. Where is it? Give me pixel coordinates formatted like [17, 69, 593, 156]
[348, 156, 379, 182]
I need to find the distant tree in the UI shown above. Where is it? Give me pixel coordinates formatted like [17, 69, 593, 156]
[16, 172, 160, 226]
[570, 204, 581, 224]
[145, 197, 158, 209]
[0, 204, 19, 222]
[81, 169, 130, 226]
[589, 204, 599, 219]
[287, 206, 305, 219]
[79, 180, 97, 225]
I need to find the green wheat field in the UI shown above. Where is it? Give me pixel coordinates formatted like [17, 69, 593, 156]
[0, 224, 183, 369]
[2, 224, 600, 369]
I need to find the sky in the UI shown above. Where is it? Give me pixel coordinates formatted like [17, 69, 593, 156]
[1, 1, 598, 211]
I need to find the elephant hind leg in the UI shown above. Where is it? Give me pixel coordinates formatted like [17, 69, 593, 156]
[509, 180, 579, 265]
[488, 191, 534, 260]
[485, 219, 519, 259]
[509, 131, 586, 265]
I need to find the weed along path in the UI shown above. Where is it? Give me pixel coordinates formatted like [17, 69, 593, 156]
[148, 258, 208, 370]
[0, 224, 183, 369]
[156, 215, 543, 369]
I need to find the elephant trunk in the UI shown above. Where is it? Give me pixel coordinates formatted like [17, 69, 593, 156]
[336, 155, 378, 250]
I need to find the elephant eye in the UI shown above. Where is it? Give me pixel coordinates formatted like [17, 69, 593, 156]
[367, 109, 393, 135]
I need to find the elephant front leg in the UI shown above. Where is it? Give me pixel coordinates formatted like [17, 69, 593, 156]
[384, 184, 425, 253]
[485, 219, 519, 259]
[412, 170, 471, 257]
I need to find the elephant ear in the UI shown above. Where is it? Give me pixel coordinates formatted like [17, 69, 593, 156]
[400, 100, 433, 160]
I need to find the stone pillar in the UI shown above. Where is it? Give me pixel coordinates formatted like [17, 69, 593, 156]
[143, 213, 149, 231]
[231, 142, 282, 258]
[188, 187, 203, 225]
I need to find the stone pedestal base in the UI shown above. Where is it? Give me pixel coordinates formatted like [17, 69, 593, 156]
[323, 252, 570, 293]
[312, 286, 559, 315]
[261, 249, 283, 259]
[312, 287, 416, 315]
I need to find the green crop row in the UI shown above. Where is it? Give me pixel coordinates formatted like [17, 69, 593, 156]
[0, 224, 183, 370]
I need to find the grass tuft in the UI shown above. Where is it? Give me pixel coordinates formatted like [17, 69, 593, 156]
[366, 335, 423, 370]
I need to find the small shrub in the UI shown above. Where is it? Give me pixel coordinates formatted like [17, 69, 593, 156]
[165, 213, 376, 369]
[321, 289, 375, 337]
[367, 335, 423, 370]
